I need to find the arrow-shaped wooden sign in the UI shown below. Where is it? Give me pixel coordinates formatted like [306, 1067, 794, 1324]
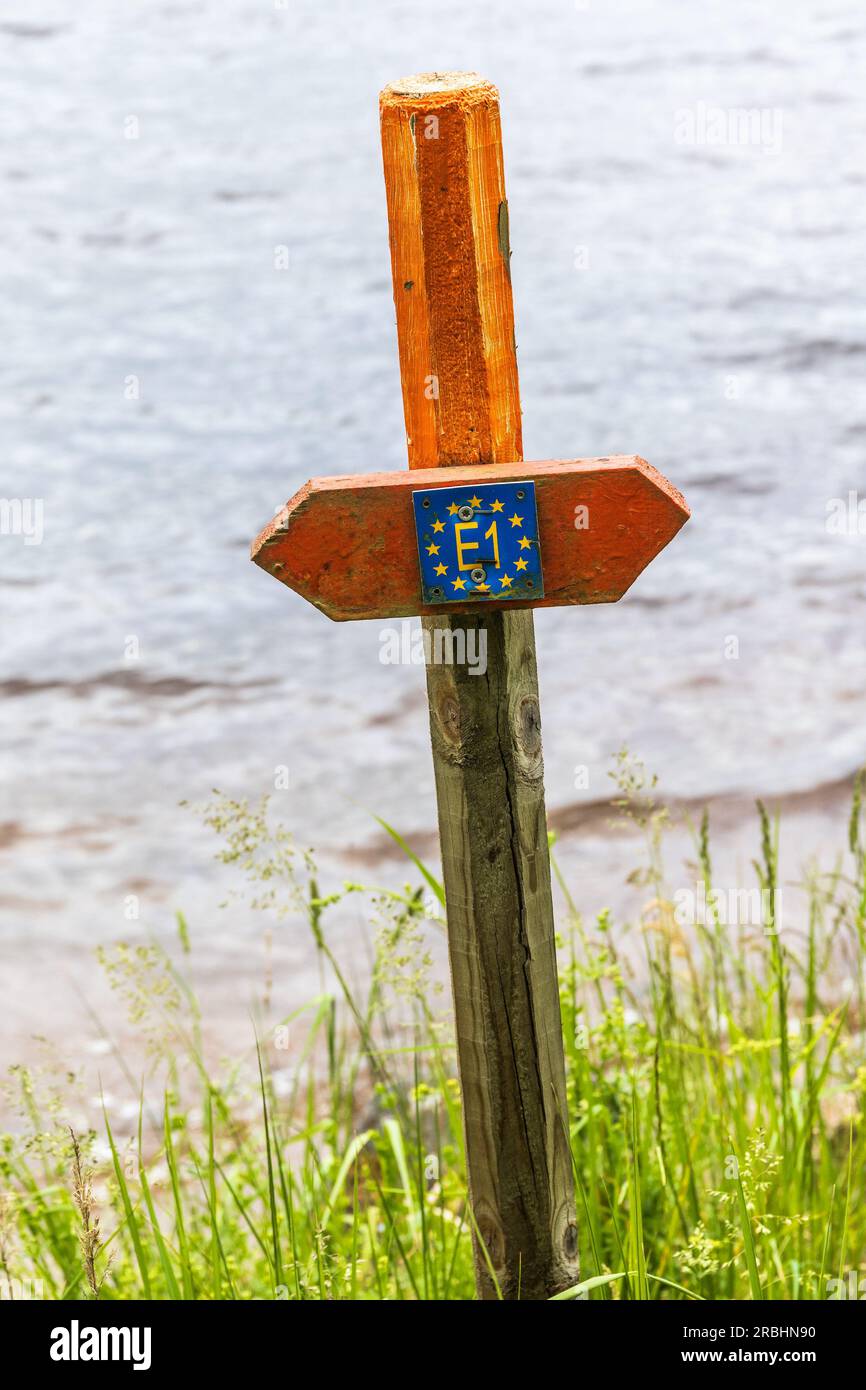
[252, 455, 688, 622]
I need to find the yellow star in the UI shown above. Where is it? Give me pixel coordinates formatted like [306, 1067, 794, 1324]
[468, 495, 482, 509]
[519, 536, 532, 550]
[447, 502, 460, 516]
[434, 562, 447, 576]
[426, 542, 440, 556]
[499, 573, 513, 588]
[491, 499, 504, 512]
[508, 513, 523, 528]
[452, 577, 466, 590]
[432, 519, 445, 533]
[515, 557, 528, 571]
[474, 582, 490, 592]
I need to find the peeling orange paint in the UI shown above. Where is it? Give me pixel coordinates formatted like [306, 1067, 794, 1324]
[251, 455, 690, 622]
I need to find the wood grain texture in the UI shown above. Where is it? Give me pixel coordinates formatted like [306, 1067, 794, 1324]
[251, 455, 689, 622]
[380, 72, 579, 1300]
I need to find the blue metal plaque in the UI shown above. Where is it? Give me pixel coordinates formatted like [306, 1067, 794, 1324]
[412, 479, 543, 604]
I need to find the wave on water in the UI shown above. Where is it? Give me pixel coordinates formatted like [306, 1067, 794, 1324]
[0, 672, 278, 700]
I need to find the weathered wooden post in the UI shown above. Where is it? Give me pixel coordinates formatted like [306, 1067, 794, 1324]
[379, 72, 579, 1302]
[251, 71, 689, 1300]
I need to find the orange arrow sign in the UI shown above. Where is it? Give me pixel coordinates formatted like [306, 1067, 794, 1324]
[251, 455, 689, 622]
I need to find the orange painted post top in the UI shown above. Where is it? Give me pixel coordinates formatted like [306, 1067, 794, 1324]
[251, 455, 689, 622]
[380, 72, 521, 470]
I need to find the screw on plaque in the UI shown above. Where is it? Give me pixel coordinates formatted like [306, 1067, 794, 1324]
[470, 566, 486, 583]
[458, 505, 474, 520]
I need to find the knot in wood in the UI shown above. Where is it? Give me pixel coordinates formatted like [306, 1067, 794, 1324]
[435, 690, 461, 748]
[513, 693, 543, 777]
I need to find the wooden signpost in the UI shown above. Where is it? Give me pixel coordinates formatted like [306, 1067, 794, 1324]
[252, 72, 689, 1301]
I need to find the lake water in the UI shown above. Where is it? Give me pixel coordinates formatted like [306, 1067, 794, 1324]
[2, 0, 865, 1032]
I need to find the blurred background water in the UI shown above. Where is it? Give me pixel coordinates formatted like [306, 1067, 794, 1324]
[1, 0, 865, 1045]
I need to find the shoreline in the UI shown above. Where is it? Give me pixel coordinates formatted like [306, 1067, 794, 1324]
[1, 769, 860, 1129]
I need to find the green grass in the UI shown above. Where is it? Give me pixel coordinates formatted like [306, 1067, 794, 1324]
[2, 760, 865, 1301]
